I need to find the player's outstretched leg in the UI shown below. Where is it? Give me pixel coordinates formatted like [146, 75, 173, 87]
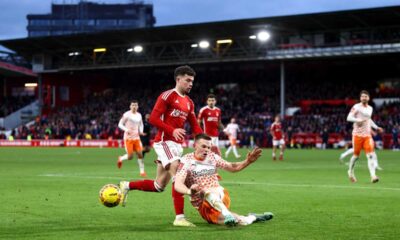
[348, 155, 358, 183]
[119, 180, 164, 207]
[172, 182, 196, 227]
[339, 148, 354, 163]
[117, 154, 131, 169]
[205, 191, 237, 226]
[367, 152, 379, 183]
[248, 212, 274, 223]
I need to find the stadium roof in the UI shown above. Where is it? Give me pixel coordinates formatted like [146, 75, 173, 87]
[0, 61, 37, 77]
[1, 6, 400, 72]
[2, 6, 400, 56]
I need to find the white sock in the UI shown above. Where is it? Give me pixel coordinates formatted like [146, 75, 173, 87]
[226, 146, 232, 156]
[237, 215, 257, 225]
[367, 153, 377, 177]
[341, 148, 354, 159]
[137, 159, 145, 173]
[272, 151, 276, 157]
[120, 154, 128, 161]
[348, 155, 359, 176]
[175, 214, 185, 220]
[233, 146, 239, 157]
[205, 192, 231, 217]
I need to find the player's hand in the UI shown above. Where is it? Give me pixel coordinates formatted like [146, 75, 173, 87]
[377, 127, 384, 133]
[173, 128, 186, 141]
[189, 184, 203, 197]
[140, 133, 147, 136]
[245, 147, 262, 163]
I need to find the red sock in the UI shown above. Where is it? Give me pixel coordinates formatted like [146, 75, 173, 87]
[129, 180, 159, 192]
[172, 182, 184, 215]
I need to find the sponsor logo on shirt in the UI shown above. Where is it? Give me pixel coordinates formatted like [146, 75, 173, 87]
[207, 117, 219, 122]
[170, 109, 189, 119]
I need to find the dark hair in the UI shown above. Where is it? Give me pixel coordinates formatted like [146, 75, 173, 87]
[174, 65, 196, 79]
[194, 133, 212, 142]
[360, 90, 370, 97]
[207, 94, 216, 100]
[130, 100, 138, 104]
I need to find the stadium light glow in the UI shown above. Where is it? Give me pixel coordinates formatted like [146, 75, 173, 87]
[249, 35, 257, 39]
[93, 48, 107, 53]
[25, 83, 38, 87]
[216, 39, 233, 44]
[199, 41, 210, 49]
[257, 31, 271, 41]
[133, 45, 143, 53]
[68, 51, 81, 56]
[191, 44, 198, 48]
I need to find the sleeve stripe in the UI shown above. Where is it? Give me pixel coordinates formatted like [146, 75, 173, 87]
[162, 89, 174, 100]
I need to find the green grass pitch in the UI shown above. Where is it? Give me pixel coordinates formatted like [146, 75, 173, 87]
[0, 147, 399, 240]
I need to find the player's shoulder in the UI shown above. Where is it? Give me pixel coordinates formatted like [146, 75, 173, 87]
[123, 110, 131, 116]
[199, 106, 208, 113]
[208, 152, 221, 161]
[159, 89, 175, 101]
[181, 152, 194, 161]
[185, 95, 195, 105]
[352, 103, 361, 109]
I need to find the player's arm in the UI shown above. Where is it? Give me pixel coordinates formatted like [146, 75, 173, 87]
[139, 115, 145, 136]
[149, 95, 175, 135]
[269, 124, 274, 136]
[219, 147, 262, 173]
[223, 126, 230, 136]
[218, 120, 225, 132]
[370, 119, 383, 133]
[188, 102, 203, 135]
[174, 162, 201, 195]
[197, 109, 204, 128]
[118, 115, 129, 132]
[346, 107, 364, 123]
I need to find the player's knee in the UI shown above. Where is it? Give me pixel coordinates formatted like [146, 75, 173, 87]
[366, 152, 376, 159]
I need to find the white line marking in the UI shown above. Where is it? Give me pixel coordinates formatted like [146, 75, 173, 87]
[38, 174, 400, 191]
[223, 181, 400, 191]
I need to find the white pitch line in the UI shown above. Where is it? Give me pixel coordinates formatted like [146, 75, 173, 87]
[223, 181, 400, 191]
[38, 173, 400, 191]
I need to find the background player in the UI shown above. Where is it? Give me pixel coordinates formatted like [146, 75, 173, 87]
[119, 65, 203, 227]
[117, 100, 146, 177]
[346, 90, 383, 183]
[270, 115, 285, 161]
[174, 134, 273, 226]
[224, 118, 241, 158]
[198, 94, 224, 156]
[339, 121, 383, 170]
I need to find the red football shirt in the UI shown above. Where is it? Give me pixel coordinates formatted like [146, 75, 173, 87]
[271, 122, 283, 140]
[198, 106, 221, 137]
[149, 89, 203, 143]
